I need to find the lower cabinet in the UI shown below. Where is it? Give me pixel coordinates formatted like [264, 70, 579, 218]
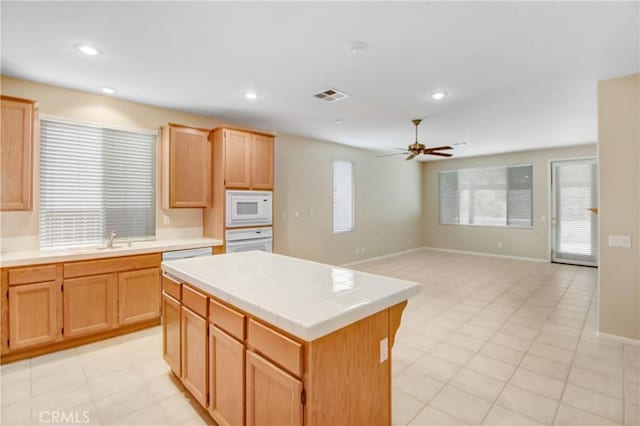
[8, 281, 61, 349]
[246, 350, 303, 426]
[118, 268, 161, 325]
[63, 274, 117, 338]
[162, 292, 182, 376]
[181, 306, 208, 407]
[209, 324, 245, 426]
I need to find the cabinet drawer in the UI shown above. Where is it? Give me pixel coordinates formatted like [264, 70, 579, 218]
[247, 319, 303, 377]
[64, 254, 160, 278]
[9, 264, 57, 286]
[209, 299, 245, 341]
[162, 275, 182, 301]
[182, 285, 207, 318]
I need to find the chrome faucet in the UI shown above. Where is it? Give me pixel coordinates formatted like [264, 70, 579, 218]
[106, 230, 117, 249]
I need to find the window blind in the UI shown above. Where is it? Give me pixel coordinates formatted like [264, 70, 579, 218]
[439, 165, 532, 227]
[333, 159, 354, 233]
[40, 119, 156, 248]
[555, 161, 596, 259]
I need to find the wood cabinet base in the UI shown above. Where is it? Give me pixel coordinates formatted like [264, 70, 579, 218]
[1, 318, 159, 365]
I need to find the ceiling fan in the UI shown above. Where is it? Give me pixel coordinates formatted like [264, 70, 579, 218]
[379, 119, 453, 160]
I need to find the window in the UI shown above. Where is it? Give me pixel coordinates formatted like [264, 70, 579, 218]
[333, 159, 354, 233]
[439, 165, 532, 227]
[40, 118, 156, 248]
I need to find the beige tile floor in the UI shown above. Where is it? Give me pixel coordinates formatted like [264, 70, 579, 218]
[0, 248, 638, 425]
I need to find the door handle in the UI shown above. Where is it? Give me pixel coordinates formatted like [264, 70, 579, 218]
[587, 208, 598, 215]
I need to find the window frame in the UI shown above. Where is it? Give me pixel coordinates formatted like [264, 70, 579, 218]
[332, 157, 355, 234]
[38, 115, 158, 248]
[438, 163, 534, 229]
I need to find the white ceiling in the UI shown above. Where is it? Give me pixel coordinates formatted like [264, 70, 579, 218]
[2, 2, 638, 159]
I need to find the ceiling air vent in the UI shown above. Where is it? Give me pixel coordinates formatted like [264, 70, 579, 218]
[313, 88, 349, 102]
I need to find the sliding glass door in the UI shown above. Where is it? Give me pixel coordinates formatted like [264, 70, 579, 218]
[551, 158, 598, 266]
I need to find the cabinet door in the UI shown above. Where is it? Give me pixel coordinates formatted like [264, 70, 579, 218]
[63, 274, 117, 338]
[162, 292, 181, 376]
[209, 325, 244, 426]
[169, 126, 210, 207]
[246, 351, 303, 426]
[251, 134, 274, 190]
[118, 268, 161, 325]
[1, 96, 35, 211]
[224, 129, 252, 188]
[181, 306, 208, 407]
[9, 281, 61, 350]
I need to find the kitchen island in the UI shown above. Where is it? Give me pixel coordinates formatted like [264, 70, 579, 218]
[161, 251, 419, 426]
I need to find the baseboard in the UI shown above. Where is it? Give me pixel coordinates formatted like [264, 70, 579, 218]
[597, 331, 640, 346]
[342, 247, 425, 267]
[422, 246, 549, 263]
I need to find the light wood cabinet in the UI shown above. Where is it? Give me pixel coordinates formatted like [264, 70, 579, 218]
[213, 128, 274, 190]
[63, 274, 117, 338]
[118, 268, 161, 325]
[181, 306, 208, 407]
[224, 129, 252, 188]
[251, 134, 274, 190]
[8, 281, 61, 350]
[162, 292, 181, 376]
[161, 124, 211, 208]
[209, 324, 245, 426]
[246, 350, 303, 426]
[1, 96, 37, 211]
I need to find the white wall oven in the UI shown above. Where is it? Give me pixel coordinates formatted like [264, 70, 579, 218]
[225, 227, 273, 253]
[226, 190, 272, 228]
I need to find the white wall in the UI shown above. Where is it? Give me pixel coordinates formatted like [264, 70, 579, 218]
[421, 144, 597, 260]
[274, 133, 423, 264]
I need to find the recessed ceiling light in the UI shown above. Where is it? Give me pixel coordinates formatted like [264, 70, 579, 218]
[101, 87, 116, 95]
[453, 142, 471, 147]
[244, 91, 258, 100]
[431, 92, 447, 100]
[74, 43, 103, 56]
[345, 41, 368, 54]
[335, 119, 344, 125]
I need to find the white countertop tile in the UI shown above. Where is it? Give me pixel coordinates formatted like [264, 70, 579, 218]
[0, 237, 223, 267]
[161, 251, 420, 341]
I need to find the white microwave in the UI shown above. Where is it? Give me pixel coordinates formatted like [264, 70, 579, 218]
[226, 190, 273, 228]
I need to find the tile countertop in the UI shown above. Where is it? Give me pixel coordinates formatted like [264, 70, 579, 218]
[0, 237, 223, 268]
[162, 250, 420, 341]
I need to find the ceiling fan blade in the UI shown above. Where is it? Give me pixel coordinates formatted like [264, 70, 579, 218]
[424, 146, 453, 152]
[405, 153, 416, 161]
[425, 151, 453, 157]
[377, 152, 408, 158]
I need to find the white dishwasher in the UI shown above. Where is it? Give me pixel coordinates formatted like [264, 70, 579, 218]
[162, 247, 213, 261]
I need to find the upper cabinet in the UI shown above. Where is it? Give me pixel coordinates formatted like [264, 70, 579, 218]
[213, 128, 274, 190]
[251, 134, 275, 190]
[161, 124, 211, 208]
[1, 95, 37, 211]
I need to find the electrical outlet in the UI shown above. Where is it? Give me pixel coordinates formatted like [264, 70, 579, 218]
[608, 235, 632, 248]
[408, 239, 412, 245]
[497, 242, 502, 249]
[163, 215, 171, 225]
[295, 211, 300, 218]
[361, 247, 366, 253]
[355, 248, 360, 254]
[310, 210, 315, 217]
[282, 211, 287, 219]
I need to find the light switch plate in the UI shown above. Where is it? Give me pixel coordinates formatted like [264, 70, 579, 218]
[380, 337, 389, 363]
[608, 235, 632, 248]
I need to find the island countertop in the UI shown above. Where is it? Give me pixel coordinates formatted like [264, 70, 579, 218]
[161, 250, 420, 341]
